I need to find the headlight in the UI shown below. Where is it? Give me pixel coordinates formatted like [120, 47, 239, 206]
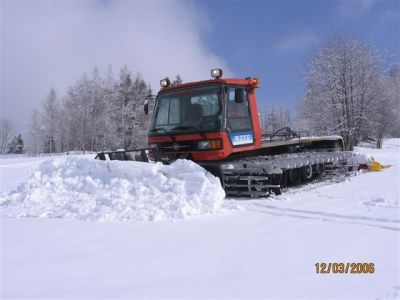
[148, 143, 158, 149]
[197, 139, 222, 150]
[198, 140, 211, 149]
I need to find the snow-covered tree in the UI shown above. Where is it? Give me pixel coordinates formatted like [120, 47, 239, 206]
[88, 67, 103, 151]
[370, 66, 400, 148]
[262, 103, 292, 134]
[99, 65, 119, 151]
[299, 36, 383, 150]
[386, 67, 400, 138]
[28, 66, 153, 154]
[130, 74, 151, 148]
[42, 88, 59, 154]
[26, 110, 43, 156]
[0, 118, 14, 153]
[113, 66, 134, 149]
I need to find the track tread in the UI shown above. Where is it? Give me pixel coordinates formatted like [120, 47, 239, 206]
[221, 151, 361, 197]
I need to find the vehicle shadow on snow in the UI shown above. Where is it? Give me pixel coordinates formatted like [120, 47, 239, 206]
[247, 203, 400, 232]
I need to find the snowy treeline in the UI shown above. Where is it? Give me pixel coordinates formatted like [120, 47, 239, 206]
[0, 119, 15, 153]
[299, 36, 400, 150]
[25, 67, 155, 155]
[2, 36, 398, 154]
[261, 104, 292, 133]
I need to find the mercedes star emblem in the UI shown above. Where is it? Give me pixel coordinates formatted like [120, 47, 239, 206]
[173, 143, 180, 151]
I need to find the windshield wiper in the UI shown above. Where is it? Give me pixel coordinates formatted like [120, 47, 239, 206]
[149, 127, 176, 141]
[149, 127, 168, 133]
[170, 126, 197, 131]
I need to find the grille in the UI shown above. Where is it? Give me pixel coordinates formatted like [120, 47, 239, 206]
[159, 141, 196, 152]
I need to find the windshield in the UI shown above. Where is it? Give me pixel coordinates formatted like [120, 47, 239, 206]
[150, 86, 222, 135]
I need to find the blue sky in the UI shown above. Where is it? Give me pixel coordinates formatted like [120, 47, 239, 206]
[1, 0, 399, 130]
[196, 0, 399, 111]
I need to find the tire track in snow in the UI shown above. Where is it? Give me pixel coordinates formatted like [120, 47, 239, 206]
[247, 203, 400, 232]
[0, 161, 43, 169]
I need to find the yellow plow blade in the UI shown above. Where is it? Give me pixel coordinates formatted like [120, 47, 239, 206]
[369, 160, 391, 172]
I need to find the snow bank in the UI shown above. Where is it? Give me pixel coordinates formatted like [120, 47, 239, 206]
[0, 157, 225, 221]
[383, 138, 400, 149]
[352, 151, 373, 164]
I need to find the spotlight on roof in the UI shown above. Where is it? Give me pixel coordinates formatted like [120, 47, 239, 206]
[160, 78, 170, 87]
[211, 68, 223, 79]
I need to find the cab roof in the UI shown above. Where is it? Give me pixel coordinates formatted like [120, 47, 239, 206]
[159, 78, 257, 93]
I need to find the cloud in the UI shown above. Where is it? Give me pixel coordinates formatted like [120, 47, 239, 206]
[358, 0, 375, 10]
[274, 31, 319, 52]
[338, 0, 398, 27]
[0, 0, 232, 130]
[378, 6, 400, 24]
[338, 0, 376, 15]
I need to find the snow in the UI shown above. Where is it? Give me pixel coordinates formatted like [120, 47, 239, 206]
[0, 139, 399, 299]
[0, 157, 225, 221]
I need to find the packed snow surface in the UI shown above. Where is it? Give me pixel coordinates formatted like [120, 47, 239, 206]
[0, 157, 225, 221]
[0, 139, 399, 299]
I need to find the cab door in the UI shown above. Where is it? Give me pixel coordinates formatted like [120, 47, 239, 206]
[226, 87, 254, 147]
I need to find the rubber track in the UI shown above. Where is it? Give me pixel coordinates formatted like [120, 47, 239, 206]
[220, 151, 362, 197]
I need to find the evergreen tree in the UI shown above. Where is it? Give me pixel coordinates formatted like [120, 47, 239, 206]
[172, 74, 183, 85]
[7, 134, 25, 154]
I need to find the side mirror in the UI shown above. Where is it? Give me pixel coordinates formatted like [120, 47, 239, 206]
[234, 88, 244, 103]
[144, 99, 149, 115]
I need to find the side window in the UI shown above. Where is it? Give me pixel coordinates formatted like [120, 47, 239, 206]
[227, 89, 250, 118]
[227, 87, 252, 131]
[227, 87, 254, 146]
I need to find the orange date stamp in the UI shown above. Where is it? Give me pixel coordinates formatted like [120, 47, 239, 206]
[315, 262, 375, 274]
